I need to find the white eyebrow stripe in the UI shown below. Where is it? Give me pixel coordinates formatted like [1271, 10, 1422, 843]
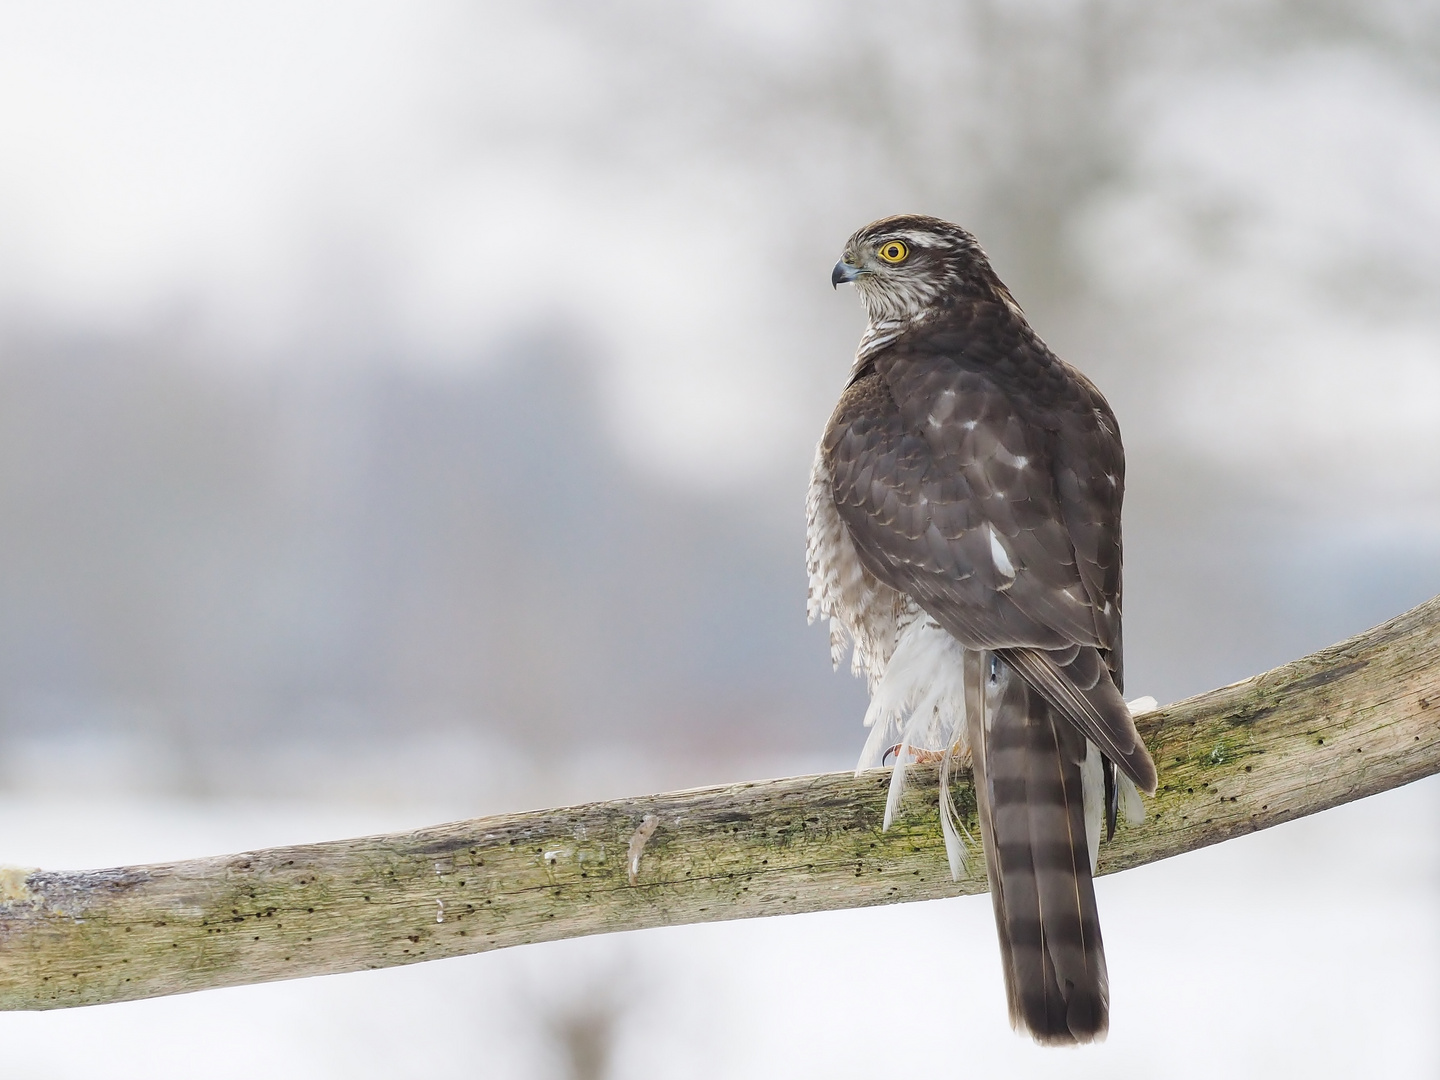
[882, 230, 937, 247]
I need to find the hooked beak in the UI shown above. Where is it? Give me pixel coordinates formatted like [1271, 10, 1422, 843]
[831, 259, 862, 289]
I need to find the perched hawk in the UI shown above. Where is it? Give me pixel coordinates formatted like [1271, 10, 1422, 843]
[807, 215, 1158, 1045]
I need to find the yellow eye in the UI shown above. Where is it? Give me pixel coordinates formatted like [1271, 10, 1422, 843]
[877, 239, 908, 264]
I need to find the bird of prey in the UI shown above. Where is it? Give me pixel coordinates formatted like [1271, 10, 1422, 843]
[807, 214, 1157, 1045]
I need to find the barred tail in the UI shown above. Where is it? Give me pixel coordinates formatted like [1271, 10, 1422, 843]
[965, 650, 1109, 1045]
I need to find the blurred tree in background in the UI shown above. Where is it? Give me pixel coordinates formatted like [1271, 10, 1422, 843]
[3, 0, 1438, 810]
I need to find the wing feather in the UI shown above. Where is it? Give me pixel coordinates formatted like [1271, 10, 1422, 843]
[999, 646, 1157, 794]
[823, 300, 1155, 790]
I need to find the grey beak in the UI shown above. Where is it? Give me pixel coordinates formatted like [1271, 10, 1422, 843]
[831, 260, 861, 289]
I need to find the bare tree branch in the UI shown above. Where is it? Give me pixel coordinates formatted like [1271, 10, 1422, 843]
[1, 594, 1437, 1011]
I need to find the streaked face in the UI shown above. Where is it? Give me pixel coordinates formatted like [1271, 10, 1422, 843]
[832, 215, 986, 322]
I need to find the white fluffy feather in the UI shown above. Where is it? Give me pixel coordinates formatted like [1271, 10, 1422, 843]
[938, 740, 974, 880]
[858, 616, 969, 769]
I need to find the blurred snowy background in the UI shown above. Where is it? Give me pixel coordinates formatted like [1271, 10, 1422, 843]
[1, 0, 1438, 1075]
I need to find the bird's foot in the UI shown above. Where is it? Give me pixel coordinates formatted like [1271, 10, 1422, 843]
[881, 744, 949, 765]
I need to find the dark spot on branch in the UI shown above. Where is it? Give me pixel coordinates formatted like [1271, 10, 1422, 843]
[1288, 659, 1368, 692]
[412, 837, 480, 856]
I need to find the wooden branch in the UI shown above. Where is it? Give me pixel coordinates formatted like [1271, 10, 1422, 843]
[2, 595, 1438, 1011]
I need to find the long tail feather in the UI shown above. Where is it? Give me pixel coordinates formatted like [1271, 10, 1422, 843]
[968, 650, 1110, 1045]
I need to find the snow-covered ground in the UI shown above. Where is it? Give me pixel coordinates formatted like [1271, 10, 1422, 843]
[1, 775, 1435, 1079]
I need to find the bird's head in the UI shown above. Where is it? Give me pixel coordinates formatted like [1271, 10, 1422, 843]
[832, 214, 1013, 323]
